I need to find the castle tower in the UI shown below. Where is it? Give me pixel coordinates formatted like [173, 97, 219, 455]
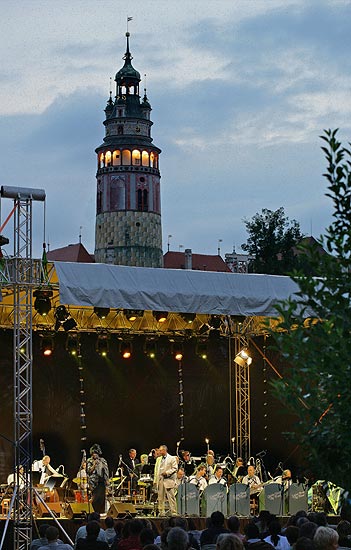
[94, 33, 163, 267]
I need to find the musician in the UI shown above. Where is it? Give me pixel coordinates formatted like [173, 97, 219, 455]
[75, 461, 88, 501]
[155, 444, 178, 516]
[233, 457, 246, 481]
[175, 467, 187, 488]
[7, 465, 29, 488]
[180, 450, 195, 476]
[189, 464, 208, 492]
[206, 452, 216, 477]
[208, 466, 227, 486]
[275, 469, 292, 491]
[123, 448, 140, 493]
[87, 444, 109, 514]
[242, 465, 261, 492]
[39, 455, 61, 485]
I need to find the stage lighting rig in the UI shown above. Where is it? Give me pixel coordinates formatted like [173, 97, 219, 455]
[54, 305, 77, 331]
[93, 306, 110, 319]
[40, 333, 54, 357]
[34, 289, 53, 316]
[153, 311, 168, 323]
[66, 333, 81, 356]
[234, 348, 252, 367]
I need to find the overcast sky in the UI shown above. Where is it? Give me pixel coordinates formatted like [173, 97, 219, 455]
[0, 0, 350, 258]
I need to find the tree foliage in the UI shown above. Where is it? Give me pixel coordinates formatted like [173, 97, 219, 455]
[241, 207, 303, 274]
[270, 129, 351, 490]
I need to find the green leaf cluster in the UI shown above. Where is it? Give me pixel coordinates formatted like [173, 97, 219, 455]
[271, 130, 351, 490]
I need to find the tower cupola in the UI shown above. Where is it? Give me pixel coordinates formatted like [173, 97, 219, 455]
[94, 32, 163, 268]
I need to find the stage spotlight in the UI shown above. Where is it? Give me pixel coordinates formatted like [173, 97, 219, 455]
[0, 234, 9, 247]
[54, 305, 77, 331]
[209, 315, 221, 329]
[196, 341, 208, 360]
[180, 312, 196, 324]
[124, 309, 144, 322]
[234, 348, 252, 367]
[120, 341, 132, 359]
[41, 334, 54, 357]
[144, 339, 157, 359]
[153, 311, 168, 323]
[66, 333, 80, 356]
[172, 343, 183, 361]
[94, 306, 110, 319]
[96, 333, 109, 357]
[34, 289, 53, 316]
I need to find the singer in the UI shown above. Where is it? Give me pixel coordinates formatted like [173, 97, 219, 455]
[87, 444, 109, 514]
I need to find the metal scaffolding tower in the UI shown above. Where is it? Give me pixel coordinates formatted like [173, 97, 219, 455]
[234, 335, 251, 460]
[0, 186, 45, 550]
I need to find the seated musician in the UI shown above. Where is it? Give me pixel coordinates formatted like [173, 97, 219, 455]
[7, 465, 29, 488]
[175, 467, 187, 488]
[39, 455, 61, 485]
[233, 457, 246, 481]
[275, 469, 292, 491]
[242, 465, 261, 493]
[208, 465, 227, 486]
[206, 451, 216, 477]
[181, 450, 196, 476]
[189, 464, 208, 492]
[75, 461, 88, 501]
[123, 448, 140, 493]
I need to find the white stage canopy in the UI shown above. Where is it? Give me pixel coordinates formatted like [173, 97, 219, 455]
[53, 262, 308, 317]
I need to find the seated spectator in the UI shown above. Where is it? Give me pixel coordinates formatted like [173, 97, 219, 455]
[284, 526, 299, 548]
[117, 519, 143, 550]
[200, 512, 229, 546]
[76, 521, 109, 550]
[264, 521, 290, 550]
[38, 526, 73, 550]
[140, 529, 156, 548]
[167, 528, 189, 550]
[227, 517, 245, 542]
[299, 523, 317, 541]
[295, 537, 315, 550]
[313, 527, 338, 550]
[105, 517, 116, 547]
[244, 523, 262, 546]
[315, 515, 327, 528]
[217, 534, 244, 550]
[337, 520, 351, 548]
[75, 512, 107, 546]
[31, 524, 60, 550]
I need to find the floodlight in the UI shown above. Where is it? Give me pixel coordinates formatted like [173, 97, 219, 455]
[94, 307, 110, 319]
[34, 289, 53, 316]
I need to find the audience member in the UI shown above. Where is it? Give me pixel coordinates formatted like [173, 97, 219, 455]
[295, 537, 315, 550]
[105, 517, 116, 547]
[337, 520, 351, 548]
[313, 526, 338, 550]
[217, 534, 244, 550]
[167, 528, 189, 550]
[117, 519, 143, 550]
[299, 523, 317, 541]
[264, 521, 290, 550]
[38, 526, 73, 550]
[200, 512, 229, 546]
[76, 521, 109, 550]
[284, 526, 299, 548]
[75, 512, 107, 546]
[227, 517, 244, 542]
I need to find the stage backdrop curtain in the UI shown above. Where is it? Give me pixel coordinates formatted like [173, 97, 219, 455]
[53, 261, 311, 317]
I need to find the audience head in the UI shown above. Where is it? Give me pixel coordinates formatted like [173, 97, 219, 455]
[211, 511, 225, 528]
[45, 526, 59, 543]
[315, 513, 328, 527]
[285, 526, 299, 546]
[217, 534, 243, 550]
[337, 520, 351, 538]
[167, 527, 189, 550]
[140, 528, 156, 547]
[227, 516, 240, 533]
[299, 521, 318, 540]
[88, 512, 101, 523]
[295, 537, 315, 550]
[105, 516, 114, 529]
[313, 526, 339, 550]
[86, 521, 100, 540]
[38, 524, 50, 538]
[129, 519, 144, 536]
[244, 522, 260, 540]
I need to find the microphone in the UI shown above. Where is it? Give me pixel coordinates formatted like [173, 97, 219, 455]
[118, 454, 122, 466]
[278, 462, 283, 471]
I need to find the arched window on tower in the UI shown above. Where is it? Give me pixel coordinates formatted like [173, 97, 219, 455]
[142, 151, 149, 166]
[122, 149, 131, 165]
[105, 151, 112, 167]
[150, 152, 155, 168]
[113, 150, 121, 166]
[137, 189, 148, 212]
[99, 153, 105, 168]
[110, 177, 125, 210]
[132, 149, 141, 166]
[154, 154, 159, 169]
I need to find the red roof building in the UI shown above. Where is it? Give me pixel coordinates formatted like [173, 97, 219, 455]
[163, 249, 231, 272]
[47, 243, 95, 263]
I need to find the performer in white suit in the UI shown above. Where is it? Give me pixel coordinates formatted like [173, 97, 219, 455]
[155, 444, 178, 516]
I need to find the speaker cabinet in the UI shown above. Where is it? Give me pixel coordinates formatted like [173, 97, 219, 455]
[37, 501, 63, 517]
[107, 502, 137, 518]
[66, 502, 92, 518]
